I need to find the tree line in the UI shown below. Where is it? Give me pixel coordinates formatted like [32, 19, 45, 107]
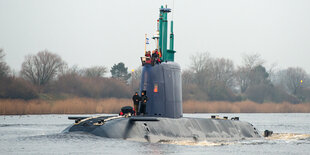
[183, 52, 310, 103]
[0, 49, 309, 103]
[0, 49, 132, 99]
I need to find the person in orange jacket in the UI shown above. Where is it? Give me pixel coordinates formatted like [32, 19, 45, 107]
[156, 49, 161, 64]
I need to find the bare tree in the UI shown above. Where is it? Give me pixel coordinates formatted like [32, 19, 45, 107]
[281, 67, 307, 95]
[235, 53, 265, 93]
[20, 50, 66, 86]
[131, 66, 142, 91]
[241, 53, 265, 69]
[268, 62, 278, 83]
[190, 52, 210, 73]
[188, 53, 238, 101]
[235, 67, 250, 93]
[210, 58, 235, 88]
[132, 66, 142, 81]
[0, 49, 9, 77]
[190, 52, 212, 86]
[82, 66, 107, 78]
[59, 65, 81, 76]
[182, 69, 195, 88]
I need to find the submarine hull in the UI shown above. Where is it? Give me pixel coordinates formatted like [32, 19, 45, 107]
[64, 116, 261, 142]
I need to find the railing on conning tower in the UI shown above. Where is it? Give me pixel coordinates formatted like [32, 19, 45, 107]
[141, 5, 176, 66]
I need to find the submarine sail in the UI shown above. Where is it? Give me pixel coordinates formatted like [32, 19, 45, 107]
[140, 5, 181, 118]
[140, 62, 182, 118]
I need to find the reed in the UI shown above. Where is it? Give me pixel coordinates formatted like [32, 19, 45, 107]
[183, 100, 310, 113]
[1, 98, 310, 115]
[0, 98, 131, 115]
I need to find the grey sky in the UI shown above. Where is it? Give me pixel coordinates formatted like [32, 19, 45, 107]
[1, 0, 310, 75]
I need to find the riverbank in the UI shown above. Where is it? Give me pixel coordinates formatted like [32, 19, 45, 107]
[1, 98, 310, 115]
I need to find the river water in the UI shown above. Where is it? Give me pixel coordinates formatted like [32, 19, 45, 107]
[1, 113, 310, 155]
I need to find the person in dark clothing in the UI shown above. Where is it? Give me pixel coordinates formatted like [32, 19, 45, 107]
[151, 50, 159, 65]
[140, 90, 148, 115]
[132, 92, 140, 115]
[145, 51, 151, 64]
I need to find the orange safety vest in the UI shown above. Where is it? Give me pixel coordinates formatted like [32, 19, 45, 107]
[158, 51, 162, 58]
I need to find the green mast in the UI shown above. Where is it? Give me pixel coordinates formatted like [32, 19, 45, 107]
[167, 20, 175, 61]
[158, 6, 164, 56]
[158, 5, 175, 62]
[169, 21, 174, 51]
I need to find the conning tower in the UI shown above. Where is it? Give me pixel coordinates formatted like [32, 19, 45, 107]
[140, 5, 182, 118]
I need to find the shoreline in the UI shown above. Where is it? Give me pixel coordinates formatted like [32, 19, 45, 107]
[1, 98, 310, 115]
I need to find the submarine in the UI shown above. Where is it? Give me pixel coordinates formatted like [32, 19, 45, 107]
[63, 5, 262, 142]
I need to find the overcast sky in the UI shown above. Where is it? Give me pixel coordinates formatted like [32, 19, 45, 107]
[1, 0, 310, 75]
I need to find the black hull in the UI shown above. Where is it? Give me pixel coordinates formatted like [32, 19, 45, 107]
[64, 116, 261, 142]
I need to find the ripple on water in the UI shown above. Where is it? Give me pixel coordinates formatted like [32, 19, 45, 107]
[157, 133, 310, 147]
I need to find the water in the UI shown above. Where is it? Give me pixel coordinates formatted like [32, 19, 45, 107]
[1, 113, 310, 155]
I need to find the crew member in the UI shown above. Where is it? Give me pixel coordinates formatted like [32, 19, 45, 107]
[132, 92, 140, 115]
[140, 90, 148, 115]
[151, 50, 158, 66]
[155, 49, 161, 64]
[145, 51, 151, 64]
